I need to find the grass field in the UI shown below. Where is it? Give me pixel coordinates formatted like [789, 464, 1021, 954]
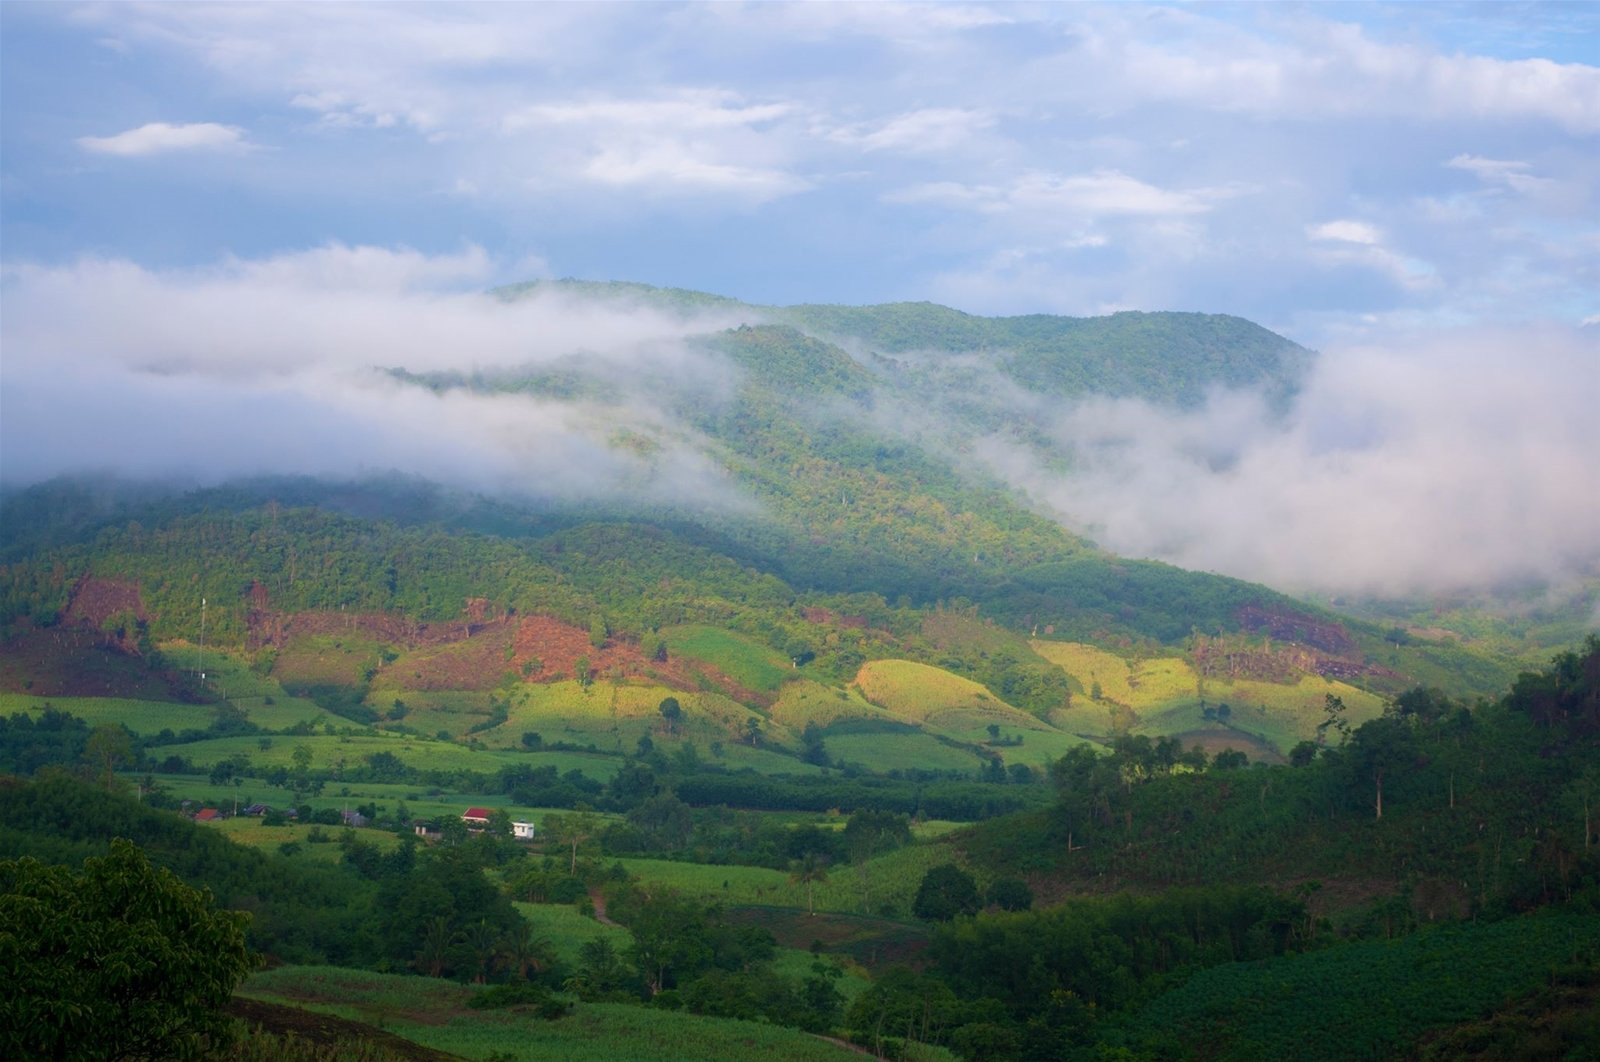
[239, 965, 925, 1062]
[0, 693, 215, 733]
[661, 625, 795, 694]
[145, 732, 622, 779]
[613, 835, 959, 920]
[513, 901, 633, 966]
[824, 730, 981, 774]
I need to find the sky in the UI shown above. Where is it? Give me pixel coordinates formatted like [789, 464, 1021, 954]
[2, 2, 1598, 602]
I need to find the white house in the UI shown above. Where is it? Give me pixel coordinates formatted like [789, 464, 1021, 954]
[512, 820, 536, 840]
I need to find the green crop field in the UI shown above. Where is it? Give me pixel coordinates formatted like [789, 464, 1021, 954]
[239, 966, 913, 1061]
[196, 814, 405, 859]
[146, 731, 622, 779]
[824, 730, 982, 774]
[1118, 908, 1600, 1060]
[513, 901, 633, 966]
[661, 625, 795, 694]
[0, 693, 214, 733]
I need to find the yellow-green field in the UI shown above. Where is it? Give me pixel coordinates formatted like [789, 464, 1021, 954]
[768, 679, 893, 730]
[853, 659, 1037, 728]
[1029, 640, 1386, 753]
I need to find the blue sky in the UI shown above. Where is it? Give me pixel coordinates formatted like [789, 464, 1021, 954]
[3, 1, 1595, 341]
[2, 2, 1597, 601]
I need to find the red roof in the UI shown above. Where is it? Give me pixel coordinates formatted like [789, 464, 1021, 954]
[194, 808, 220, 821]
[462, 807, 494, 820]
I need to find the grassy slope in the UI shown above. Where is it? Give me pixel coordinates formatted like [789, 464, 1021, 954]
[238, 966, 918, 1062]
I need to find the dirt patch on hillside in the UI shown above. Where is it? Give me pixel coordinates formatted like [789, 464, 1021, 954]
[227, 997, 461, 1060]
[0, 625, 206, 701]
[62, 577, 146, 628]
[1236, 604, 1353, 655]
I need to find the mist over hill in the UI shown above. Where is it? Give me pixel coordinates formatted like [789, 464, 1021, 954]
[3, 261, 1597, 617]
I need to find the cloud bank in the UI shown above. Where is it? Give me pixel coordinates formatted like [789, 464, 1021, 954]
[972, 327, 1600, 597]
[0, 246, 752, 508]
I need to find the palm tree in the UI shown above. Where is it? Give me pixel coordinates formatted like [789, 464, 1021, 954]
[415, 916, 455, 978]
[789, 853, 830, 917]
[463, 919, 501, 984]
[499, 920, 555, 981]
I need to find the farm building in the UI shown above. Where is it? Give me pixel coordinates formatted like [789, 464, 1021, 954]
[462, 806, 493, 829]
[512, 821, 536, 840]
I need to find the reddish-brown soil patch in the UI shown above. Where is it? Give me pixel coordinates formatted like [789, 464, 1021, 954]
[0, 625, 205, 701]
[61, 577, 146, 628]
[252, 607, 770, 707]
[227, 997, 461, 1060]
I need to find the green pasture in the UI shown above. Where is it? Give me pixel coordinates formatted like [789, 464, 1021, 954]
[240, 966, 906, 1061]
[615, 838, 962, 919]
[824, 730, 981, 774]
[513, 901, 632, 966]
[134, 771, 589, 829]
[662, 624, 795, 694]
[196, 815, 404, 860]
[145, 732, 621, 779]
[0, 693, 214, 734]
[937, 724, 1090, 770]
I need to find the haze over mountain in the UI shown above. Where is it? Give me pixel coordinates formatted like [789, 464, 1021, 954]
[3, 259, 1597, 607]
[2, 2, 1597, 608]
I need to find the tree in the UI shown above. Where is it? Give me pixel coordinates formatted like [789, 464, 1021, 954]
[1, 839, 255, 1061]
[1349, 715, 1418, 821]
[588, 616, 608, 649]
[913, 864, 981, 921]
[544, 809, 601, 874]
[986, 878, 1034, 912]
[575, 655, 594, 689]
[83, 723, 133, 790]
[789, 853, 830, 916]
[658, 696, 683, 735]
[415, 915, 455, 978]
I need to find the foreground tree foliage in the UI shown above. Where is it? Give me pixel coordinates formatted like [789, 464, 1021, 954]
[0, 838, 255, 1061]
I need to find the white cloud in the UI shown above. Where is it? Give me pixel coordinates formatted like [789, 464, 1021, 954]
[972, 326, 1600, 596]
[1446, 154, 1558, 195]
[1308, 220, 1382, 245]
[77, 121, 249, 156]
[827, 108, 995, 154]
[0, 247, 757, 506]
[890, 169, 1228, 220]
